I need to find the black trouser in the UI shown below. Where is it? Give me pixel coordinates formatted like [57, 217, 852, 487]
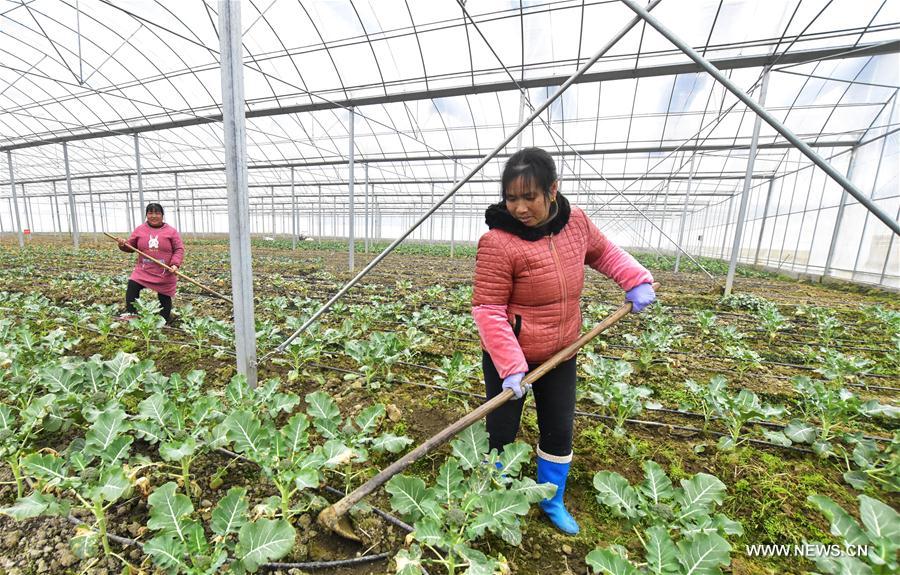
[483, 350, 577, 458]
[125, 279, 172, 322]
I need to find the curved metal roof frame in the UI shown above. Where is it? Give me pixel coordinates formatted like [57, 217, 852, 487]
[0, 0, 898, 246]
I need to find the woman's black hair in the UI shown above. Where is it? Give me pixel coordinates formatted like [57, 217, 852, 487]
[145, 203, 164, 215]
[501, 147, 558, 199]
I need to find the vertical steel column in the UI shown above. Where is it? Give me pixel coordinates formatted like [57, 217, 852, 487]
[22, 185, 33, 240]
[674, 155, 695, 272]
[824, 148, 859, 276]
[430, 183, 435, 242]
[52, 183, 62, 234]
[364, 163, 369, 253]
[62, 143, 80, 249]
[270, 186, 276, 237]
[88, 178, 97, 242]
[6, 152, 23, 247]
[621, 0, 899, 237]
[317, 185, 322, 238]
[752, 177, 776, 264]
[291, 167, 297, 249]
[849, 97, 895, 280]
[126, 175, 135, 230]
[191, 189, 197, 237]
[219, 0, 257, 386]
[174, 174, 182, 231]
[134, 134, 145, 216]
[656, 180, 669, 250]
[451, 164, 458, 258]
[724, 69, 769, 296]
[348, 107, 356, 271]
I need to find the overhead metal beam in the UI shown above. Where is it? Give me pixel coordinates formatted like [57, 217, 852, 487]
[622, 0, 900, 236]
[2, 40, 897, 152]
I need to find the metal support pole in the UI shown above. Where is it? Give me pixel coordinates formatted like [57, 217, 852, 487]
[219, 0, 257, 386]
[824, 149, 860, 275]
[6, 152, 23, 247]
[291, 167, 297, 249]
[88, 177, 97, 243]
[720, 192, 734, 260]
[674, 155, 695, 272]
[364, 163, 369, 253]
[753, 177, 776, 264]
[620, 0, 900, 237]
[133, 134, 145, 215]
[318, 185, 322, 238]
[126, 175, 135, 230]
[348, 107, 356, 271]
[724, 68, 769, 296]
[174, 174, 181, 231]
[62, 143, 80, 249]
[191, 189, 197, 237]
[451, 164, 458, 258]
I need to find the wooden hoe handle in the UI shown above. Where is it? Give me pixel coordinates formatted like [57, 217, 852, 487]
[318, 282, 660, 536]
[104, 231, 233, 305]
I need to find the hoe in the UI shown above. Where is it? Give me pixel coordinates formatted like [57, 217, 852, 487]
[318, 282, 660, 541]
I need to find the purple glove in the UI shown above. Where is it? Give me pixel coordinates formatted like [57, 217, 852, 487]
[502, 372, 529, 399]
[625, 282, 656, 313]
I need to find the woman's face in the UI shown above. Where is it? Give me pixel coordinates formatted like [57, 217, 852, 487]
[146, 210, 164, 226]
[504, 176, 558, 227]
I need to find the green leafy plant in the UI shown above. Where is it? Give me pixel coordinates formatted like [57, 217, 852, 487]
[588, 461, 742, 575]
[807, 494, 899, 574]
[623, 310, 682, 371]
[432, 351, 479, 396]
[344, 331, 410, 388]
[582, 354, 656, 436]
[386, 423, 553, 575]
[756, 305, 789, 341]
[694, 310, 718, 337]
[840, 432, 900, 492]
[762, 376, 898, 457]
[2, 406, 137, 559]
[144, 483, 296, 574]
[133, 371, 222, 501]
[682, 375, 785, 450]
[130, 297, 166, 352]
[306, 391, 412, 493]
[815, 348, 873, 386]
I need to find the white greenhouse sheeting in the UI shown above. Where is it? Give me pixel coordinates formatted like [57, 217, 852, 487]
[0, 0, 898, 287]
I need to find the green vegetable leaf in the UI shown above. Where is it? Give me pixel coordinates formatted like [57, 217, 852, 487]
[639, 461, 674, 505]
[212, 487, 248, 537]
[354, 404, 384, 436]
[386, 475, 432, 522]
[371, 433, 413, 453]
[676, 473, 726, 521]
[160, 437, 198, 463]
[434, 458, 465, 504]
[147, 482, 194, 540]
[0, 492, 68, 520]
[644, 524, 678, 575]
[144, 533, 187, 573]
[593, 471, 641, 520]
[305, 391, 341, 426]
[224, 410, 268, 456]
[585, 547, 639, 575]
[675, 532, 731, 575]
[497, 442, 531, 477]
[235, 518, 296, 572]
[809, 495, 869, 547]
[451, 422, 489, 470]
[84, 408, 130, 457]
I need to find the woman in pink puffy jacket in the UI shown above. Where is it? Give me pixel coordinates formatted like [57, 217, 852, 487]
[472, 147, 655, 534]
[116, 203, 184, 324]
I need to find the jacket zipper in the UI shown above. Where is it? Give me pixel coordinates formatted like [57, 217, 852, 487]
[548, 233, 568, 351]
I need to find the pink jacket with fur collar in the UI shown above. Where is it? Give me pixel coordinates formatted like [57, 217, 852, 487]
[472, 202, 652, 378]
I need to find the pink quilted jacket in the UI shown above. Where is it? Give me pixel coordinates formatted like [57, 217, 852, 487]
[472, 204, 652, 377]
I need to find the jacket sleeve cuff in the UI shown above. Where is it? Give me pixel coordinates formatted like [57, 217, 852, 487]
[472, 304, 528, 378]
[591, 242, 654, 291]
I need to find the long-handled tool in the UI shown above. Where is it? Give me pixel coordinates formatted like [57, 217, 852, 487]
[318, 282, 660, 541]
[104, 231, 233, 305]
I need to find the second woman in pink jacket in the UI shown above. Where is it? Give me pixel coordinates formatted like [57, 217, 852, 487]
[472, 147, 655, 535]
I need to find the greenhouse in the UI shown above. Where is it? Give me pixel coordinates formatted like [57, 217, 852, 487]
[0, 0, 897, 574]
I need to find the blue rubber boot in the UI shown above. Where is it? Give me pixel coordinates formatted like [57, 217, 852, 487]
[536, 453, 580, 535]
